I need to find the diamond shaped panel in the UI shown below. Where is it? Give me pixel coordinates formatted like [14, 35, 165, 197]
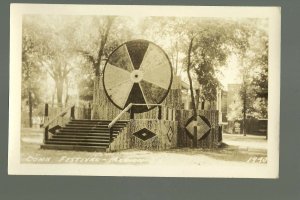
[133, 128, 156, 141]
[185, 115, 211, 140]
[167, 126, 174, 142]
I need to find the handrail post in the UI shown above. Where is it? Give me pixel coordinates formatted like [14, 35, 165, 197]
[88, 102, 91, 119]
[158, 105, 162, 120]
[109, 127, 113, 143]
[44, 125, 49, 143]
[70, 106, 75, 120]
[44, 103, 49, 125]
[44, 103, 48, 117]
[130, 108, 134, 120]
[43, 104, 74, 128]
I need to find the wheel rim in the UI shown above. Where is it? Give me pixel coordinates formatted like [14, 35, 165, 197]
[103, 39, 173, 113]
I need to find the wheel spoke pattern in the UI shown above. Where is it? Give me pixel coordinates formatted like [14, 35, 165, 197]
[124, 83, 149, 112]
[126, 40, 149, 69]
[103, 40, 172, 113]
[103, 63, 133, 108]
[140, 80, 167, 105]
[140, 43, 172, 90]
[104, 63, 131, 89]
[107, 44, 134, 72]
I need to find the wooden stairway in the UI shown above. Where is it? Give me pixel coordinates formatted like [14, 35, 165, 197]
[41, 119, 129, 152]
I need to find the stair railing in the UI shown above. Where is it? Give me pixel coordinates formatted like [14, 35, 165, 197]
[108, 103, 162, 143]
[43, 104, 75, 143]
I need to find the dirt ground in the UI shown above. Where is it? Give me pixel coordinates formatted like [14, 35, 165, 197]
[20, 128, 267, 165]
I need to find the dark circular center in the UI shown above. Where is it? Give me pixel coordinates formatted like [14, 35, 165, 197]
[135, 74, 138, 78]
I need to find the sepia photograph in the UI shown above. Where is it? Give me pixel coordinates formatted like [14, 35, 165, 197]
[8, 4, 280, 178]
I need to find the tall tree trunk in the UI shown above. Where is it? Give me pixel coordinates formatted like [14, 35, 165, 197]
[175, 46, 179, 75]
[28, 90, 33, 128]
[186, 37, 197, 148]
[195, 89, 200, 110]
[56, 80, 63, 107]
[242, 86, 247, 136]
[187, 37, 196, 119]
[26, 64, 33, 128]
[95, 17, 115, 76]
[242, 58, 247, 136]
[201, 101, 205, 110]
[51, 92, 55, 107]
[64, 77, 69, 105]
[94, 64, 100, 77]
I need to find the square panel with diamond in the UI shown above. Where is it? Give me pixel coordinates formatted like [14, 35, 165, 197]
[133, 128, 156, 141]
[185, 115, 211, 140]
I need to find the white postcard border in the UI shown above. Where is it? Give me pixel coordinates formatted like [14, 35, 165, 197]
[8, 4, 281, 178]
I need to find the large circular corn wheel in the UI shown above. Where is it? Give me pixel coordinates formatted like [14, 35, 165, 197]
[103, 39, 173, 113]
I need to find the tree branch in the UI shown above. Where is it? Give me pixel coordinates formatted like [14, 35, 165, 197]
[63, 68, 72, 78]
[95, 16, 115, 75]
[77, 50, 96, 66]
[46, 69, 55, 79]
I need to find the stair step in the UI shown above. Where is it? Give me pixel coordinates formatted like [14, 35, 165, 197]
[52, 135, 112, 140]
[67, 123, 127, 127]
[59, 129, 116, 133]
[69, 121, 128, 124]
[41, 144, 106, 152]
[55, 132, 118, 136]
[71, 119, 129, 123]
[57, 130, 119, 134]
[50, 138, 110, 143]
[65, 124, 125, 128]
[61, 127, 123, 131]
[45, 140, 109, 146]
[42, 119, 129, 151]
[71, 120, 128, 123]
[69, 121, 128, 125]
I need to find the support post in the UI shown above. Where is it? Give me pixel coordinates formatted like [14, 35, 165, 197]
[44, 125, 49, 143]
[88, 102, 91, 119]
[44, 103, 48, 117]
[218, 125, 223, 142]
[43, 103, 49, 128]
[70, 106, 75, 120]
[193, 126, 197, 148]
[158, 105, 162, 120]
[109, 127, 113, 143]
[130, 108, 134, 120]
